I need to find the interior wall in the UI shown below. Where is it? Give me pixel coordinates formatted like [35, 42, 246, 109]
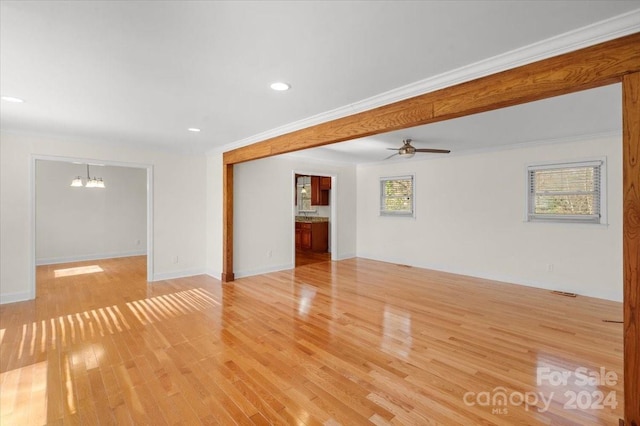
[232, 155, 357, 278]
[36, 161, 147, 264]
[205, 152, 223, 277]
[0, 131, 207, 303]
[356, 135, 622, 301]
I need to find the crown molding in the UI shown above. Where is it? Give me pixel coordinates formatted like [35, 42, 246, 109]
[208, 9, 640, 156]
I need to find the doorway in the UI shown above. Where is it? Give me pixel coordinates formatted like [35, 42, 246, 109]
[292, 172, 337, 268]
[30, 155, 154, 299]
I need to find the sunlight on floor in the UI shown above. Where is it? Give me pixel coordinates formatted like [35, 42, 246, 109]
[54, 265, 104, 278]
[0, 361, 48, 425]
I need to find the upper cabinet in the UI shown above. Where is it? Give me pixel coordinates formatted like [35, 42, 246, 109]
[319, 176, 331, 190]
[296, 175, 331, 207]
[311, 176, 330, 205]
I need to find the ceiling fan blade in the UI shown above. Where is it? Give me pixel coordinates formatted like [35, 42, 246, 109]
[386, 148, 401, 150]
[414, 149, 451, 154]
[384, 152, 399, 160]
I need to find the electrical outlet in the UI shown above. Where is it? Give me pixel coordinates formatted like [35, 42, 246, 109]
[174, 256, 179, 264]
[547, 263, 554, 272]
[267, 250, 272, 258]
[136, 239, 141, 245]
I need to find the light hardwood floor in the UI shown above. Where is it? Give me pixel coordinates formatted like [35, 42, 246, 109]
[0, 256, 623, 425]
[295, 250, 331, 268]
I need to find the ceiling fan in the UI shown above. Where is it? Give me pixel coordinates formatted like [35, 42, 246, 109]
[385, 138, 450, 159]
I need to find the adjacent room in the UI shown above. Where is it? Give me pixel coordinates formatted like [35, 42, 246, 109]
[1, 1, 639, 425]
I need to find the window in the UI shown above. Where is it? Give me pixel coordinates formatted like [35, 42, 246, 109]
[527, 160, 604, 223]
[297, 176, 315, 212]
[380, 175, 414, 217]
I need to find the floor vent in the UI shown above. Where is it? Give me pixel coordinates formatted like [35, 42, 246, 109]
[551, 290, 577, 297]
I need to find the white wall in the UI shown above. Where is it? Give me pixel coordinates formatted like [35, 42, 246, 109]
[205, 152, 223, 277]
[356, 136, 622, 301]
[232, 155, 357, 277]
[36, 161, 147, 264]
[1, 131, 207, 303]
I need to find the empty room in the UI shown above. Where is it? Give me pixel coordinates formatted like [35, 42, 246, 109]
[1, 1, 639, 425]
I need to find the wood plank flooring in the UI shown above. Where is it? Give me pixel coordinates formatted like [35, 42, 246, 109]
[295, 250, 331, 268]
[0, 256, 624, 425]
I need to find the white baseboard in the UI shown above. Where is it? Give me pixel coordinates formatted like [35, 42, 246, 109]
[36, 250, 146, 266]
[334, 252, 356, 261]
[152, 268, 206, 281]
[356, 252, 622, 303]
[205, 269, 221, 280]
[234, 263, 294, 279]
[0, 291, 33, 305]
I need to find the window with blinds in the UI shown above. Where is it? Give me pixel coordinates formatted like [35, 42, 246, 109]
[527, 160, 603, 223]
[380, 175, 414, 217]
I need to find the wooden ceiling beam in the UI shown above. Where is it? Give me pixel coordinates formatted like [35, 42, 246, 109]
[224, 32, 640, 166]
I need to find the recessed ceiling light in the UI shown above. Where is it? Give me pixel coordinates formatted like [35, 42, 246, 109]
[270, 82, 291, 91]
[1, 96, 25, 103]
[188, 128, 201, 132]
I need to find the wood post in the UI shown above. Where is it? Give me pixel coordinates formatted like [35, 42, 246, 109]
[221, 162, 234, 282]
[623, 71, 640, 426]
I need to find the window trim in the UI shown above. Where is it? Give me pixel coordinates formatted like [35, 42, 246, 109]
[525, 157, 607, 225]
[380, 174, 415, 218]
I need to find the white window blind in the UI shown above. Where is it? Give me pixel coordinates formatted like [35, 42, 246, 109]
[527, 160, 602, 223]
[380, 175, 414, 217]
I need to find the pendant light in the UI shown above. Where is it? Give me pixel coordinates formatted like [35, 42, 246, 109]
[70, 164, 105, 188]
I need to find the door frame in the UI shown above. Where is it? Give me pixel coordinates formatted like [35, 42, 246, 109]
[30, 154, 154, 298]
[291, 170, 338, 265]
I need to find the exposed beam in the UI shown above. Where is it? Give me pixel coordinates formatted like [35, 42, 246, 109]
[623, 71, 640, 426]
[223, 33, 640, 165]
[221, 163, 234, 282]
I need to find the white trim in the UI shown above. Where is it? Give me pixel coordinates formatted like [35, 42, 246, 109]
[379, 174, 416, 218]
[30, 155, 154, 301]
[0, 291, 33, 305]
[527, 159, 603, 171]
[36, 251, 147, 266]
[235, 263, 295, 279]
[291, 170, 339, 263]
[334, 252, 356, 261]
[207, 10, 640, 156]
[152, 269, 206, 281]
[525, 156, 608, 225]
[146, 166, 154, 282]
[205, 269, 221, 280]
[355, 253, 622, 302]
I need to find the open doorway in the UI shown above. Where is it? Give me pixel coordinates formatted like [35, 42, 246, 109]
[293, 172, 337, 267]
[30, 156, 153, 299]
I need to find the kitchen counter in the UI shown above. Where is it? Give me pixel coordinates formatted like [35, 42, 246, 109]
[295, 216, 329, 223]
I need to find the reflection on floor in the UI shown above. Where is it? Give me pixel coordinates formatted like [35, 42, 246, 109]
[0, 255, 624, 424]
[295, 249, 331, 267]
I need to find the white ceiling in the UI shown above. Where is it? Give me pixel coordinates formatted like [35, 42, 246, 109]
[1, 1, 639, 155]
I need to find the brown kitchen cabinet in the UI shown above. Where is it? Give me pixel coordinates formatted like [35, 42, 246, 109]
[295, 221, 328, 252]
[320, 176, 331, 190]
[311, 176, 330, 205]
